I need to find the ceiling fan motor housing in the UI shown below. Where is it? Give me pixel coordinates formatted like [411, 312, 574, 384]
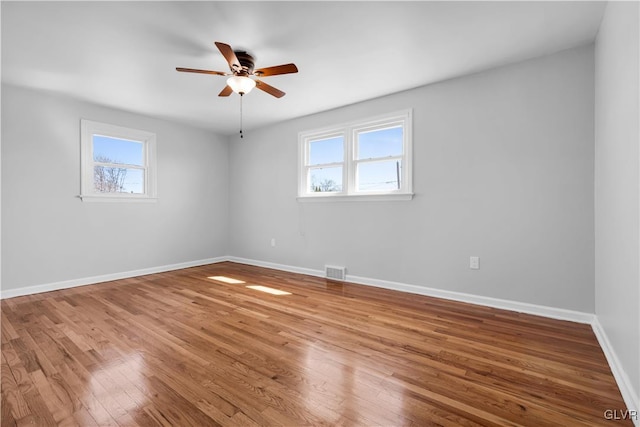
[234, 51, 255, 75]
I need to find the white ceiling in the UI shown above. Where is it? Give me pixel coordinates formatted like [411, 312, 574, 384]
[2, 1, 606, 136]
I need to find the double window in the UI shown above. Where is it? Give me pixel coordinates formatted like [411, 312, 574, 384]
[80, 120, 157, 202]
[298, 109, 413, 201]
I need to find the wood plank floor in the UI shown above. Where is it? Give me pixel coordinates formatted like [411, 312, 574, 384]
[1, 262, 631, 426]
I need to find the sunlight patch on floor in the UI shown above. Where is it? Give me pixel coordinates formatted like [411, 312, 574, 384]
[246, 285, 291, 295]
[208, 276, 246, 284]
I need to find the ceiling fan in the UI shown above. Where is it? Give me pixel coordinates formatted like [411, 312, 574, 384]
[176, 41, 298, 98]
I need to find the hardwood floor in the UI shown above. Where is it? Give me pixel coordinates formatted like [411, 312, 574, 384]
[1, 262, 631, 426]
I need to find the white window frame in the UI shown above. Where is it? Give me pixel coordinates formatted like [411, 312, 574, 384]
[298, 109, 413, 202]
[80, 119, 157, 202]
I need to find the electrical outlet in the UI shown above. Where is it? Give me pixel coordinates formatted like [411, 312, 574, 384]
[270, 238, 276, 247]
[470, 256, 480, 270]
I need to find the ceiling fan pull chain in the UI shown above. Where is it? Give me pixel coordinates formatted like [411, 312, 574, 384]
[239, 93, 244, 139]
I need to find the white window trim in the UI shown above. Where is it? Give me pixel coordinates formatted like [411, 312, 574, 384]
[79, 119, 157, 203]
[298, 109, 413, 202]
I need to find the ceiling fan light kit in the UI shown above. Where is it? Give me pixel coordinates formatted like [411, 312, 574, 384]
[176, 41, 298, 138]
[226, 75, 256, 95]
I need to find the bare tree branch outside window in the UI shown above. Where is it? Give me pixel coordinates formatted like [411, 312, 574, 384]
[311, 177, 341, 192]
[94, 155, 128, 193]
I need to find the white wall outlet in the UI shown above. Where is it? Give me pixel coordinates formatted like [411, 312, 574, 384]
[470, 256, 480, 269]
[270, 238, 276, 247]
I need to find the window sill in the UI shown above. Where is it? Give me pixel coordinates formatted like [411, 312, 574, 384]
[78, 194, 158, 203]
[297, 193, 413, 202]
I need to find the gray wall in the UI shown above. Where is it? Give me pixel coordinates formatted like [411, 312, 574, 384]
[594, 1, 640, 406]
[1, 84, 229, 290]
[229, 45, 595, 313]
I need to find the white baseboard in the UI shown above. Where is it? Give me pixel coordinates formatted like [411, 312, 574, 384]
[592, 318, 640, 425]
[0, 256, 228, 300]
[226, 256, 326, 279]
[346, 273, 596, 324]
[1, 255, 595, 324]
[228, 256, 594, 324]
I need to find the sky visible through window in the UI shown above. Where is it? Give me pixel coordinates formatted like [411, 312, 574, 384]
[309, 136, 343, 165]
[93, 135, 144, 193]
[309, 126, 403, 192]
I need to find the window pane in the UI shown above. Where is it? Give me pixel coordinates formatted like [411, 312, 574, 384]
[309, 166, 342, 192]
[93, 135, 144, 166]
[94, 166, 144, 194]
[357, 160, 401, 192]
[309, 136, 343, 165]
[357, 126, 403, 160]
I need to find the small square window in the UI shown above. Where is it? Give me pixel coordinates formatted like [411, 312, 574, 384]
[93, 136, 145, 194]
[80, 120, 157, 202]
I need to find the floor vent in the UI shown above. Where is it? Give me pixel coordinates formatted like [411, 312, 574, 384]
[325, 265, 346, 281]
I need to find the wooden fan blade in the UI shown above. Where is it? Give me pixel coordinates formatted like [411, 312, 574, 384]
[218, 85, 233, 97]
[255, 80, 285, 98]
[215, 41, 241, 72]
[254, 63, 298, 77]
[176, 67, 227, 76]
